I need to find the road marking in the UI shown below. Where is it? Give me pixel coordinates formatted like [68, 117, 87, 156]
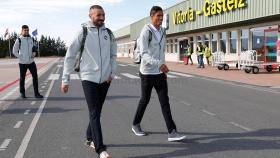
[167, 74, 178, 78]
[0, 60, 56, 113]
[24, 110, 30, 115]
[118, 64, 127, 67]
[127, 64, 137, 67]
[114, 75, 121, 79]
[57, 65, 63, 68]
[0, 87, 19, 105]
[179, 100, 191, 106]
[121, 73, 140, 79]
[70, 74, 80, 80]
[14, 67, 59, 158]
[230, 122, 252, 132]
[271, 86, 280, 89]
[169, 72, 194, 78]
[14, 121, 23, 129]
[48, 74, 60, 80]
[41, 86, 46, 89]
[0, 139, 12, 151]
[31, 101, 36, 105]
[201, 109, 216, 116]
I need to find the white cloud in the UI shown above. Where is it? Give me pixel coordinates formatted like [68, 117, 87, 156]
[0, 0, 124, 23]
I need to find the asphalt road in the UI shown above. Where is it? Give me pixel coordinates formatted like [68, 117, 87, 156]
[1, 59, 280, 158]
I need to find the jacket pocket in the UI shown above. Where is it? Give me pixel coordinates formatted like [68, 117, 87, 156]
[19, 52, 26, 62]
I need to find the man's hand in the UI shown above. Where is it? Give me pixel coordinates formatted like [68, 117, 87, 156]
[160, 64, 169, 73]
[32, 52, 36, 58]
[107, 76, 113, 83]
[61, 84, 69, 93]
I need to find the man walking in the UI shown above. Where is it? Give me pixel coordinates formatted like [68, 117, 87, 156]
[132, 6, 186, 142]
[196, 42, 205, 68]
[61, 5, 116, 158]
[13, 25, 43, 99]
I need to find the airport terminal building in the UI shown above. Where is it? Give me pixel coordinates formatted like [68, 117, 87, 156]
[114, 0, 280, 64]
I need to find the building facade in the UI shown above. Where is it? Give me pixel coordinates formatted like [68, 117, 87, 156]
[114, 0, 280, 64]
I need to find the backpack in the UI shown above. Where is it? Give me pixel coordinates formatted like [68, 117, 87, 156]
[134, 26, 166, 52]
[74, 26, 114, 72]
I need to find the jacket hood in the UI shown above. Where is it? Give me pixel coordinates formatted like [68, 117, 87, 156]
[81, 21, 106, 29]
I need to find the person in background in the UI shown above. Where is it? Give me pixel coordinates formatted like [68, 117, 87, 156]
[204, 43, 212, 66]
[196, 42, 205, 68]
[12, 25, 43, 99]
[184, 44, 193, 65]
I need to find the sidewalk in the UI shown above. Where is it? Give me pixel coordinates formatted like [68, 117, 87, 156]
[117, 57, 280, 87]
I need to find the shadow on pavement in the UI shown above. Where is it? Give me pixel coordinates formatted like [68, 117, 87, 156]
[108, 129, 280, 158]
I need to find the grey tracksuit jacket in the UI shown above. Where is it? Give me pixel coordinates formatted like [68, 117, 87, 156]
[139, 24, 166, 75]
[62, 22, 117, 85]
[13, 35, 36, 64]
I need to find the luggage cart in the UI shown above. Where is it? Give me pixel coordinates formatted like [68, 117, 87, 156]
[212, 51, 239, 71]
[239, 50, 280, 74]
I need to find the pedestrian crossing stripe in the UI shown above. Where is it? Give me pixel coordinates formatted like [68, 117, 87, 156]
[47, 72, 192, 81]
[166, 74, 178, 78]
[169, 72, 194, 78]
[48, 74, 60, 80]
[120, 73, 140, 79]
[118, 64, 127, 67]
[270, 86, 280, 89]
[114, 75, 121, 79]
[127, 64, 138, 67]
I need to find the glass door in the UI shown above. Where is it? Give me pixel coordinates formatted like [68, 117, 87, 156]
[179, 39, 188, 61]
[264, 29, 278, 62]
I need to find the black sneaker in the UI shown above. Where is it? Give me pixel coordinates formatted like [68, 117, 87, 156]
[21, 93, 27, 99]
[85, 140, 95, 149]
[35, 94, 43, 99]
[168, 129, 186, 142]
[132, 124, 147, 136]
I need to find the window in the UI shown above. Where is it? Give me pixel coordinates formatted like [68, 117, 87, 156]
[166, 40, 169, 53]
[220, 32, 227, 53]
[174, 39, 178, 53]
[189, 37, 194, 54]
[197, 36, 202, 42]
[230, 31, 237, 54]
[241, 29, 249, 51]
[211, 33, 218, 53]
[204, 34, 210, 47]
[252, 30, 265, 61]
[170, 39, 173, 53]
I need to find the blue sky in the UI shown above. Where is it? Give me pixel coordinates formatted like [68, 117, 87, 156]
[0, 0, 184, 45]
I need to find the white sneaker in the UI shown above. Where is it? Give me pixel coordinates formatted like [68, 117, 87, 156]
[99, 151, 112, 158]
[85, 140, 95, 149]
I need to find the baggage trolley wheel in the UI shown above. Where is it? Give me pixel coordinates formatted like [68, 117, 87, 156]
[252, 67, 259, 74]
[266, 65, 273, 72]
[224, 64, 230, 71]
[245, 67, 252, 73]
[218, 65, 223, 70]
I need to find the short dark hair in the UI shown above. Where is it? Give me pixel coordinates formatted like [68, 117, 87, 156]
[150, 6, 163, 17]
[89, 5, 103, 11]
[22, 25, 29, 29]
